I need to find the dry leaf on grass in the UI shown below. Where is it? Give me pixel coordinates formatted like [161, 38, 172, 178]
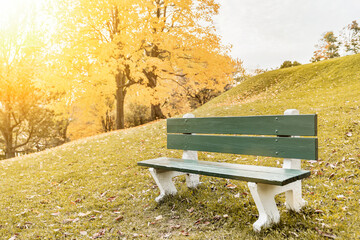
[226, 183, 237, 189]
[78, 211, 91, 217]
[171, 224, 181, 230]
[186, 207, 194, 213]
[93, 229, 106, 238]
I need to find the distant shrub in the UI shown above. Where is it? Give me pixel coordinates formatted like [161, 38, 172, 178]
[125, 103, 151, 128]
[280, 60, 302, 69]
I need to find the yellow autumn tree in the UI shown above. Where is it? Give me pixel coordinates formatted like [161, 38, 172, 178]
[55, 0, 147, 130]
[55, 0, 236, 131]
[137, 0, 236, 119]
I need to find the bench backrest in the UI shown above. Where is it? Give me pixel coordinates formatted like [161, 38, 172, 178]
[167, 113, 318, 160]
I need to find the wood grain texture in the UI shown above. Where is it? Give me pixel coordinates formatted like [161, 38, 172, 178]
[167, 134, 318, 160]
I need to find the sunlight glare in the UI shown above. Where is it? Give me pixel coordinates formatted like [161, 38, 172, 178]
[0, 0, 46, 29]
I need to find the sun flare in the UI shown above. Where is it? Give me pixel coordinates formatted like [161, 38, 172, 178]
[0, 0, 49, 29]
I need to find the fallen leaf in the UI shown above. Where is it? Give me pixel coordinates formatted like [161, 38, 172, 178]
[337, 194, 344, 199]
[115, 216, 124, 221]
[100, 191, 108, 198]
[51, 212, 60, 216]
[226, 184, 237, 189]
[213, 215, 221, 221]
[63, 219, 76, 224]
[223, 214, 229, 218]
[163, 233, 172, 238]
[315, 227, 337, 239]
[107, 196, 117, 202]
[186, 207, 194, 213]
[93, 229, 106, 238]
[194, 218, 203, 225]
[80, 231, 87, 236]
[171, 224, 181, 230]
[180, 231, 189, 236]
[155, 215, 163, 221]
[78, 211, 91, 217]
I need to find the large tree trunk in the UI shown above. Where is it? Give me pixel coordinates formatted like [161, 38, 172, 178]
[4, 131, 15, 158]
[61, 120, 70, 142]
[3, 131, 16, 159]
[151, 103, 165, 120]
[5, 149, 15, 159]
[3, 112, 15, 159]
[115, 72, 126, 129]
[145, 71, 166, 120]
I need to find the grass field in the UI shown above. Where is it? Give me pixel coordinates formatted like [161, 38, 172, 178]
[1, 54, 360, 239]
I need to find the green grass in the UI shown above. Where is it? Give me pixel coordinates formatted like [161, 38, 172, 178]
[1, 54, 360, 239]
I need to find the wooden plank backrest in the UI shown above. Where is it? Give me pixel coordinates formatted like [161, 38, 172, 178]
[167, 114, 318, 160]
[167, 115, 317, 136]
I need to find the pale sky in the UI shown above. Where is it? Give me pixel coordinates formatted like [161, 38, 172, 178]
[214, 0, 360, 70]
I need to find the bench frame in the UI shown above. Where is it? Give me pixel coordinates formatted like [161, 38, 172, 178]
[142, 109, 314, 231]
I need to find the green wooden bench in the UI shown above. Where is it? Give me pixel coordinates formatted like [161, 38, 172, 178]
[138, 109, 318, 231]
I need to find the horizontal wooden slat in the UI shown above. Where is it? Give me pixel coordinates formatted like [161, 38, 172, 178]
[167, 134, 318, 160]
[167, 115, 317, 136]
[138, 158, 311, 186]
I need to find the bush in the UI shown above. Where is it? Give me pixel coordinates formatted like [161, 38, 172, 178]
[280, 60, 302, 69]
[125, 103, 151, 128]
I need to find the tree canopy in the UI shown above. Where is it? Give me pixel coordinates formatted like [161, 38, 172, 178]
[311, 31, 340, 62]
[55, 0, 236, 130]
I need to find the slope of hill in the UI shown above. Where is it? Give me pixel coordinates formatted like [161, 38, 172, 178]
[1, 54, 359, 239]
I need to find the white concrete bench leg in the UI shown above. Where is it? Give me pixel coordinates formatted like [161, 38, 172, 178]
[183, 149, 200, 188]
[248, 182, 280, 232]
[248, 180, 306, 231]
[285, 180, 306, 211]
[185, 173, 200, 188]
[149, 168, 182, 202]
[182, 113, 200, 189]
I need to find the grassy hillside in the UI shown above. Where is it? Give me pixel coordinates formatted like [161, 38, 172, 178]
[1, 54, 360, 239]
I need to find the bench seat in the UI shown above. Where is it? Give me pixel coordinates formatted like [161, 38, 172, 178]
[138, 157, 310, 186]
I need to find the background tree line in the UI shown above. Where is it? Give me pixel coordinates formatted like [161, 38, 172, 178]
[311, 20, 360, 62]
[0, 0, 242, 159]
[271, 19, 359, 72]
